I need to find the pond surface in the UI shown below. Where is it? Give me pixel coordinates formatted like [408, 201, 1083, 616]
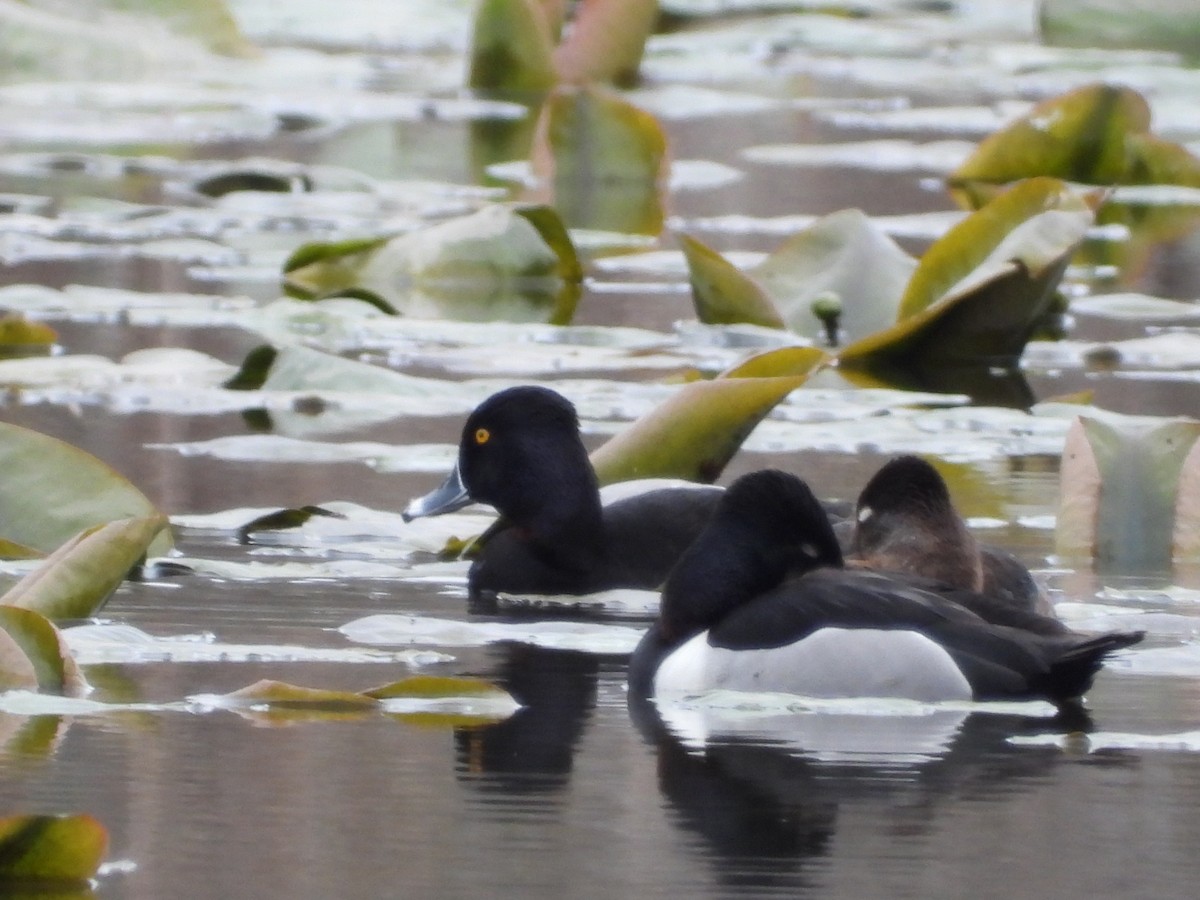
[2, 2, 1200, 898]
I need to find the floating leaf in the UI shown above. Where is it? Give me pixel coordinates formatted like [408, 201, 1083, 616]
[1040, 0, 1200, 56]
[949, 84, 1200, 206]
[283, 205, 581, 324]
[589, 375, 808, 484]
[0, 423, 171, 557]
[1, 516, 169, 622]
[531, 85, 667, 234]
[681, 234, 785, 328]
[0, 813, 108, 885]
[0, 315, 56, 356]
[1056, 414, 1200, 566]
[0, 607, 86, 696]
[221, 679, 381, 711]
[0, 628, 39, 694]
[469, 0, 557, 94]
[223, 344, 278, 390]
[236, 506, 347, 543]
[363, 674, 514, 700]
[553, 0, 658, 86]
[837, 179, 1092, 371]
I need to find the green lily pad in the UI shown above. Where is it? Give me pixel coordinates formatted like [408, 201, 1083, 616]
[837, 178, 1093, 371]
[469, 0, 557, 94]
[0, 629, 39, 694]
[1, 516, 169, 622]
[532, 85, 668, 234]
[222, 679, 382, 712]
[0, 813, 108, 885]
[1057, 414, 1200, 566]
[0, 316, 56, 356]
[948, 84, 1200, 206]
[552, 0, 658, 86]
[589, 375, 808, 484]
[0, 423, 171, 557]
[681, 234, 785, 328]
[0, 607, 86, 697]
[362, 674, 514, 700]
[236, 506, 347, 543]
[1040, 0, 1200, 57]
[282, 205, 582, 324]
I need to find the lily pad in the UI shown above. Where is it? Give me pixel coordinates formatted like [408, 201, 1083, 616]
[837, 178, 1093, 371]
[948, 84, 1200, 206]
[0, 607, 86, 697]
[468, 0, 557, 94]
[0, 316, 56, 356]
[531, 85, 668, 234]
[220, 679, 382, 712]
[0, 813, 108, 885]
[0, 423, 171, 557]
[1056, 414, 1200, 566]
[0, 516, 170, 621]
[282, 204, 582, 323]
[589, 375, 808, 484]
[553, 0, 658, 86]
[681, 234, 785, 328]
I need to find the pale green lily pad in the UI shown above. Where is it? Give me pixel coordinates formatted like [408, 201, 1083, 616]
[532, 85, 668, 234]
[0, 422, 171, 557]
[681, 235, 785, 329]
[837, 178, 1093, 371]
[1041, 0, 1200, 59]
[1, 516, 168, 622]
[1069, 293, 1200, 320]
[589, 375, 808, 484]
[340, 614, 645, 654]
[0, 627, 39, 693]
[0, 813, 108, 885]
[0, 607, 87, 697]
[1056, 413, 1200, 565]
[283, 204, 582, 323]
[150, 434, 455, 473]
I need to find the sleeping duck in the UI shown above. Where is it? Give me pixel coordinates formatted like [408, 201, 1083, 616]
[403, 385, 722, 598]
[628, 469, 1143, 705]
[851, 455, 1066, 635]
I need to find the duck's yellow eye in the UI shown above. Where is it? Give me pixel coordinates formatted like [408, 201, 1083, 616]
[474, 427, 491, 445]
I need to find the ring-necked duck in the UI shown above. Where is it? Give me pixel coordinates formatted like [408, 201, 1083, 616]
[403, 385, 723, 598]
[852, 455, 1066, 635]
[628, 470, 1143, 705]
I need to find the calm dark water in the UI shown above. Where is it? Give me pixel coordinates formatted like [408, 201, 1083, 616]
[2, 4, 1200, 899]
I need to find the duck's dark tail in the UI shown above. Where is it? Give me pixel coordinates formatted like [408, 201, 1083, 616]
[1039, 631, 1145, 702]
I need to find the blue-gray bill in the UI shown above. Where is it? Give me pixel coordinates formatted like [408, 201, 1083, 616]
[402, 463, 472, 521]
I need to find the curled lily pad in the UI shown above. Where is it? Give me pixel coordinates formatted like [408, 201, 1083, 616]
[0, 423, 171, 557]
[1056, 414, 1200, 566]
[948, 84, 1200, 207]
[364, 675, 520, 727]
[589, 375, 808, 484]
[531, 85, 667, 234]
[719, 346, 831, 380]
[681, 234, 785, 329]
[221, 679, 382, 711]
[282, 205, 582, 324]
[236, 506, 347, 543]
[1, 516, 170, 621]
[0, 607, 87, 697]
[837, 178, 1093, 371]
[0, 813, 108, 885]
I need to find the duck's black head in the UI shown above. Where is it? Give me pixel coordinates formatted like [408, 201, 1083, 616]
[402, 385, 604, 542]
[659, 470, 842, 642]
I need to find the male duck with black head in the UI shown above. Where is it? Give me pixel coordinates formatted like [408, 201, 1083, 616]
[852, 455, 1065, 634]
[629, 470, 1144, 706]
[404, 385, 722, 599]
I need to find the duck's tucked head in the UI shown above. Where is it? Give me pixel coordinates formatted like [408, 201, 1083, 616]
[403, 386, 599, 533]
[852, 455, 983, 590]
[660, 470, 841, 642]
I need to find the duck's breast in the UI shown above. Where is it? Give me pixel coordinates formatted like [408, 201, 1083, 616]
[654, 627, 973, 702]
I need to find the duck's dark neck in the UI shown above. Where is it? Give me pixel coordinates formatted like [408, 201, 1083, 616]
[503, 439, 605, 566]
[659, 521, 798, 644]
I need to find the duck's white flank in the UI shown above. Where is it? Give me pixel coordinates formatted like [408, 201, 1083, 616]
[653, 627, 974, 702]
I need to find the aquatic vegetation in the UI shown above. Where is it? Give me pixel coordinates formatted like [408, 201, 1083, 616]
[0, 813, 108, 887]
